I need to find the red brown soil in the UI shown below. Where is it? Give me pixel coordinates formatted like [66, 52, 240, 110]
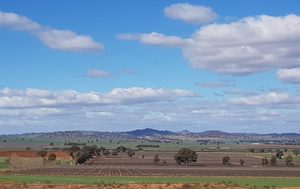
[0, 183, 252, 189]
[0, 151, 70, 160]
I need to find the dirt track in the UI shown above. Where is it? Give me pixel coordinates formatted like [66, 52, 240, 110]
[0, 151, 70, 160]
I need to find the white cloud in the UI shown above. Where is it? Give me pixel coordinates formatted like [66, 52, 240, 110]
[117, 32, 186, 47]
[227, 92, 292, 105]
[121, 14, 300, 75]
[0, 11, 103, 52]
[164, 3, 217, 24]
[1, 88, 300, 133]
[195, 80, 234, 88]
[86, 69, 112, 78]
[277, 68, 300, 84]
[183, 14, 300, 75]
[0, 87, 195, 108]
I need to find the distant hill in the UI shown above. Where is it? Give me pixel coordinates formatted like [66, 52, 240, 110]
[127, 128, 174, 137]
[1, 128, 300, 139]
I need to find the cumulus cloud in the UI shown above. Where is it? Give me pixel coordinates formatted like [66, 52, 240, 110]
[164, 3, 217, 24]
[117, 32, 186, 47]
[1, 88, 300, 133]
[182, 14, 300, 75]
[120, 14, 300, 75]
[86, 69, 113, 78]
[0, 87, 195, 108]
[277, 68, 300, 84]
[0, 11, 103, 52]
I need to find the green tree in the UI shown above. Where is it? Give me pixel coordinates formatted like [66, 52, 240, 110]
[222, 156, 231, 166]
[175, 148, 197, 166]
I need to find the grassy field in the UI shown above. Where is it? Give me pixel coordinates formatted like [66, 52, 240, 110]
[0, 157, 8, 169]
[1, 175, 300, 187]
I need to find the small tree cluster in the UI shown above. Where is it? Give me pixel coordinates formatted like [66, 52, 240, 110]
[175, 148, 197, 166]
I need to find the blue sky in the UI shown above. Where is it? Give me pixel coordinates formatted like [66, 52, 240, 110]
[0, 0, 300, 134]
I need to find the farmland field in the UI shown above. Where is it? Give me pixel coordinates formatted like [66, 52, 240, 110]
[1, 134, 300, 188]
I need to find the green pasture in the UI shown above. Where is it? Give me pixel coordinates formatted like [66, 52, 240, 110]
[1, 175, 300, 187]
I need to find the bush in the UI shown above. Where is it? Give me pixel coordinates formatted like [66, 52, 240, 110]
[48, 153, 56, 161]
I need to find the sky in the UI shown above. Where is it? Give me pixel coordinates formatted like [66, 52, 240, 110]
[0, 0, 300, 134]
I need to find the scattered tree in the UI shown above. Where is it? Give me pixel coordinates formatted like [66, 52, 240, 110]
[116, 146, 127, 153]
[102, 149, 110, 156]
[175, 148, 197, 166]
[292, 150, 300, 156]
[127, 149, 135, 159]
[222, 156, 231, 166]
[286, 154, 294, 166]
[153, 154, 160, 164]
[111, 150, 118, 156]
[275, 150, 284, 159]
[240, 159, 245, 166]
[76, 152, 92, 164]
[270, 155, 277, 166]
[249, 148, 255, 153]
[37, 150, 47, 159]
[262, 157, 269, 167]
[26, 147, 31, 151]
[48, 153, 56, 161]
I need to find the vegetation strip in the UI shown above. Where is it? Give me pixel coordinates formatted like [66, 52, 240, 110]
[1, 175, 300, 187]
